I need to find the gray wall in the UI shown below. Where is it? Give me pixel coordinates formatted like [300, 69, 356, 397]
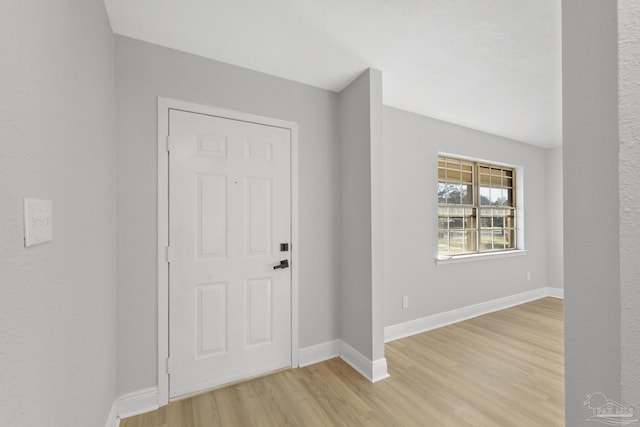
[0, 1, 117, 426]
[619, 0, 640, 408]
[115, 36, 341, 394]
[369, 71, 386, 362]
[337, 69, 385, 361]
[546, 147, 564, 289]
[382, 107, 550, 328]
[563, 1, 621, 425]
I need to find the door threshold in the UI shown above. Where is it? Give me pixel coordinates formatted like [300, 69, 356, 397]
[170, 366, 292, 402]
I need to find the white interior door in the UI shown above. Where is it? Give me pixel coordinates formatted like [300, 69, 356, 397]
[168, 109, 292, 398]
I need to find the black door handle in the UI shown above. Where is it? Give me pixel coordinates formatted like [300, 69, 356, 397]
[273, 259, 289, 270]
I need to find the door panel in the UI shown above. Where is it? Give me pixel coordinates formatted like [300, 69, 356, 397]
[169, 110, 291, 398]
[245, 278, 272, 346]
[246, 178, 272, 255]
[198, 174, 227, 258]
[197, 282, 227, 356]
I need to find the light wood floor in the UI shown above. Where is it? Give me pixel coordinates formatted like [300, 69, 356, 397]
[122, 297, 564, 426]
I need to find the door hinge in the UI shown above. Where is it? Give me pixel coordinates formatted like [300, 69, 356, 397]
[166, 357, 172, 374]
[166, 136, 174, 152]
[166, 246, 173, 263]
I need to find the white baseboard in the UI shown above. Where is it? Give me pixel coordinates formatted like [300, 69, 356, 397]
[117, 387, 159, 419]
[105, 400, 119, 427]
[299, 340, 340, 367]
[371, 357, 390, 382]
[339, 341, 389, 383]
[385, 287, 564, 343]
[546, 287, 564, 299]
[299, 339, 389, 382]
[339, 341, 373, 381]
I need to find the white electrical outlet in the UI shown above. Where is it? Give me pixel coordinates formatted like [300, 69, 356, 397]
[527, 272, 532, 281]
[402, 296, 409, 309]
[24, 198, 53, 247]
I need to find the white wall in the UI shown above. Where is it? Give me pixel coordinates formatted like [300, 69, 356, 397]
[0, 1, 117, 426]
[562, 0, 621, 424]
[382, 107, 550, 328]
[619, 0, 640, 409]
[115, 36, 342, 394]
[338, 69, 385, 362]
[546, 147, 564, 289]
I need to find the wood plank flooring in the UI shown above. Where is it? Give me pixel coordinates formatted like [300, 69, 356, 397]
[121, 297, 564, 426]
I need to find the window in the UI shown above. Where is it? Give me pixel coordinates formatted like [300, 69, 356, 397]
[438, 155, 516, 257]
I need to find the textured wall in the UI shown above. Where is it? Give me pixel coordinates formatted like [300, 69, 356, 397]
[562, 1, 621, 425]
[115, 36, 341, 395]
[619, 0, 640, 408]
[0, 1, 117, 426]
[382, 107, 550, 328]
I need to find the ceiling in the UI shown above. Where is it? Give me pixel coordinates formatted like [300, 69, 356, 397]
[104, 0, 562, 148]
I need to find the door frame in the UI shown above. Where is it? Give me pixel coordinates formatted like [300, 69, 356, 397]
[157, 97, 299, 405]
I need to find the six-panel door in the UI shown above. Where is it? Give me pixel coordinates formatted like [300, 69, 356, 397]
[169, 110, 291, 398]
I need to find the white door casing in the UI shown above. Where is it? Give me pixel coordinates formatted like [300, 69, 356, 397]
[157, 99, 299, 404]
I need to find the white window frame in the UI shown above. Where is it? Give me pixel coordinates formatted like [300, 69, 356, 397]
[436, 153, 525, 265]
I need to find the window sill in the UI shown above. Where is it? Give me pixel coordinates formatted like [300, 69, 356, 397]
[435, 249, 527, 266]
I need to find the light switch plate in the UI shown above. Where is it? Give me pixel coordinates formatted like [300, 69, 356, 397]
[24, 198, 53, 247]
